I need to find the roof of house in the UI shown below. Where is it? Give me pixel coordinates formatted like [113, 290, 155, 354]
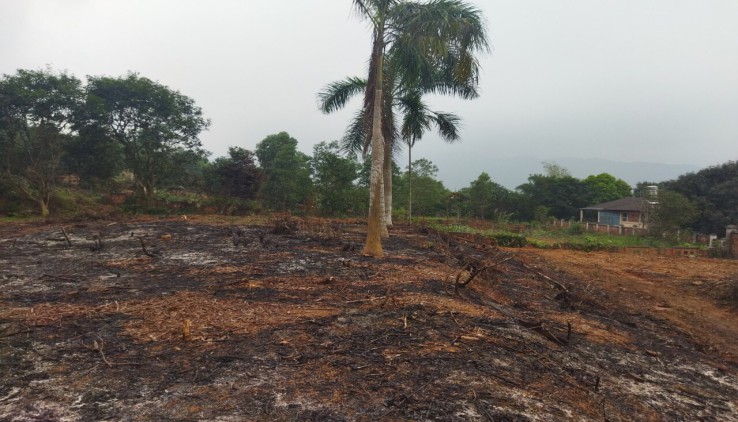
[580, 197, 650, 212]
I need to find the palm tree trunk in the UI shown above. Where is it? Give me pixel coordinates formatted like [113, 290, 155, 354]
[363, 39, 386, 256]
[364, 88, 385, 257]
[383, 138, 393, 230]
[407, 142, 413, 222]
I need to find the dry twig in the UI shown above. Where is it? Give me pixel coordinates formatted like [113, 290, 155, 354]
[60, 226, 72, 247]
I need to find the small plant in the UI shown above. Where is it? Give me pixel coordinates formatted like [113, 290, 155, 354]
[567, 222, 584, 235]
[490, 232, 527, 248]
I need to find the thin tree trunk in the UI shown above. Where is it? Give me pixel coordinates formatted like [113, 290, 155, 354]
[383, 137, 393, 230]
[39, 200, 49, 218]
[407, 143, 413, 222]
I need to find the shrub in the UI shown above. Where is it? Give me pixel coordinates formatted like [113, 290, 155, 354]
[567, 223, 584, 235]
[491, 232, 527, 248]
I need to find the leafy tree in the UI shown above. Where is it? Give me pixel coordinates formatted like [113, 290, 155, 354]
[82, 73, 209, 207]
[465, 172, 507, 220]
[661, 161, 738, 234]
[157, 148, 210, 191]
[542, 161, 571, 178]
[312, 141, 363, 216]
[582, 173, 632, 205]
[62, 126, 124, 188]
[255, 132, 312, 212]
[517, 174, 588, 220]
[649, 190, 698, 236]
[206, 147, 263, 199]
[204, 146, 263, 213]
[394, 158, 449, 216]
[0, 68, 83, 217]
[408, 158, 437, 178]
[327, 0, 488, 256]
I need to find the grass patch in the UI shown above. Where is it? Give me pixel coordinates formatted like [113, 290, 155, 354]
[422, 220, 702, 251]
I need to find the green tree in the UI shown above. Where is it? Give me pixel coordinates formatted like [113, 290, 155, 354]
[661, 161, 738, 234]
[582, 173, 632, 205]
[312, 141, 363, 216]
[204, 146, 263, 213]
[394, 158, 449, 216]
[328, 0, 488, 257]
[542, 161, 571, 178]
[0, 68, 83, 217]
[649, 190, 698, 237]
[255, 132, 312, 212]
[517, 174, 588, 220]
[206, 147, 263, 199]
[62, 126, 124, 189]
[157, 148, 210, 191]
[466, 172, 506, 219]
[82, 73, 209, 207]
[399, 90, 460, 221]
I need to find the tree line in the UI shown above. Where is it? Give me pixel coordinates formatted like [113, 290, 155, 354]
[0, 65, 629, 223]
[1, 67, 733, 237]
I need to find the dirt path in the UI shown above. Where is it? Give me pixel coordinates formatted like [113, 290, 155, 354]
[1, 218, 736, 421]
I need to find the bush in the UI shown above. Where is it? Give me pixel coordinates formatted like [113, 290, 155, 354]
[48, 188, 116, 219]
[556, 236, 616, 252]
[567, 223, 584, 235]
[491, 232, 527, 248]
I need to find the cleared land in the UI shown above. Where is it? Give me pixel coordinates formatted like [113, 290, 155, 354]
[1, 217, 737, 421]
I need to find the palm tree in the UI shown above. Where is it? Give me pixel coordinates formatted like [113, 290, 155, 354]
[334, 0, 488, 257]
[398, 90, 461, 221]
[319, 81, 462, 223]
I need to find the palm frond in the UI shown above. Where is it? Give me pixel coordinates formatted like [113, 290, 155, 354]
[432, 111, 462, 143]
[317, 77, 366, 114]
[351, 0, 378, 27]
[388, 0, 488, 96]
[341, 109, 367, 157]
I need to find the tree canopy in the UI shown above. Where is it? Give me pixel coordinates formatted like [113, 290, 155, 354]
[661, 161, 738, 234]
[312, 141, 364, 216]
[255, 132, 313, 213]
[82, 73, 210, 205]
[0, 68, 84, 216]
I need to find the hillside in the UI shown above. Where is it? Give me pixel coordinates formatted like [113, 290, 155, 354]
[1, 217, 737, 421]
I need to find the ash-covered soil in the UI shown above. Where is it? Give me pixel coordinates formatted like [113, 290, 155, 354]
[0, 217, 737, 421]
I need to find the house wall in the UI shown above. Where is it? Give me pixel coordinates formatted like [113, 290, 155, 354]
[598, 211, 643, 228]
[621, 212, 643, 228]
[599, 211, 620, 226]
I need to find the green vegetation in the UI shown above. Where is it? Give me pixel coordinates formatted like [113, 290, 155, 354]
[83, 73, 210, 207]
[0, 60, 734, 253]
[255, 132, 312, 213]
[424, 217, 702, 252]
[0, 68, 83, 217]
[660, 161, 738, 235]
[320, 0, 489, 256]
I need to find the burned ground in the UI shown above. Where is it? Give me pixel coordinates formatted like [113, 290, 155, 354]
[1, 217, 737, 421]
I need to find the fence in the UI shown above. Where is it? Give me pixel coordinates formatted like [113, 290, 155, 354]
[449, 218, 646, 236]
[553, 219, 648, 236]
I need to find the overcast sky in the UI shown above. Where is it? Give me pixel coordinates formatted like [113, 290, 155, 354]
[2, 0, 737, 188]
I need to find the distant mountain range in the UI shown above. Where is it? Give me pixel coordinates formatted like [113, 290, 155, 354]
[436, 156, 701, 190]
